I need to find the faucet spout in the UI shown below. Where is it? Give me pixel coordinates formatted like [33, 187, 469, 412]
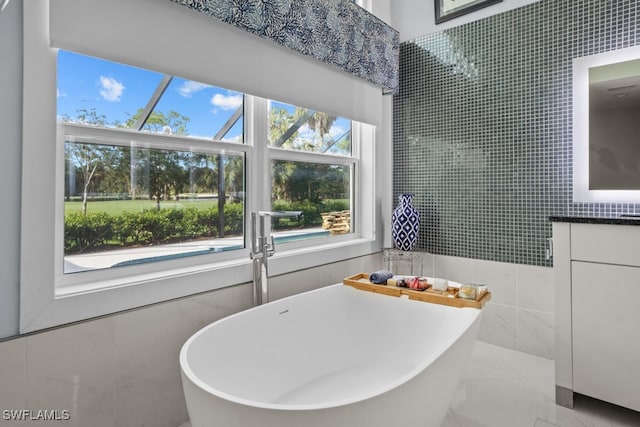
[250, 211, 302, 306]
[258, 210, 303, 218]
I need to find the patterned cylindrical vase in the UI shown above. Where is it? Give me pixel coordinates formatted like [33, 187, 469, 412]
[391, 193, 420, 251]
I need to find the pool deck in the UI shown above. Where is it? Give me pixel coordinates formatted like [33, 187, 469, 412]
[64, 228, 328, 273]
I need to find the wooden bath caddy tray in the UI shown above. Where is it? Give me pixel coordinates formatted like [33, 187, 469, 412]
[343, 273, 491, 309]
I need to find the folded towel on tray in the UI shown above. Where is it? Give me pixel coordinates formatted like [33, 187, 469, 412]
[369, 270, 393, 284]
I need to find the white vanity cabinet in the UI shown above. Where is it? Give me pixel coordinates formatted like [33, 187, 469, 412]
[552, 220, 640, 411]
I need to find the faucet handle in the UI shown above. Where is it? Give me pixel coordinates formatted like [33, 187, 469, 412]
[267, 235, 276, 257]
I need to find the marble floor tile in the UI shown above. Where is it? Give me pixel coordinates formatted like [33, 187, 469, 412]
[444, 341, 640, 427]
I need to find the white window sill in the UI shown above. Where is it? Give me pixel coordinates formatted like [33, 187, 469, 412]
[22, 237, 380, 333]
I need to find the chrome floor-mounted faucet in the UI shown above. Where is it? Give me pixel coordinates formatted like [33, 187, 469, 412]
[250, 211, 302, 306]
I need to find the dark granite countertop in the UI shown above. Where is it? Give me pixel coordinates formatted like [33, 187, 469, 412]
[549, 216, 640, 225]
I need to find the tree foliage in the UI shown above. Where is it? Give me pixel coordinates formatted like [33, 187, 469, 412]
[63, 108, 240, 210]
[65, 204, 244, 254]
[62, 105, 350, 254]
[122, 108, 190, 135]
[268, 106, 350, 204]
[62, 108, 115, 215]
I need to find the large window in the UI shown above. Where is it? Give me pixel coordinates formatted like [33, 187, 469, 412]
[57, 51, 244, 140]
[22, 0, 384, 333]
[63, 135, 246, 273]
[58, 51, 246, 274]
[268, 100, 355, 240]
[268, 101, 351, 155]
[56, 51, 360, 275]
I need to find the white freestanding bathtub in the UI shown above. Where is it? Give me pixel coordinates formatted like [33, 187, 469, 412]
[180, 283, 482, 427]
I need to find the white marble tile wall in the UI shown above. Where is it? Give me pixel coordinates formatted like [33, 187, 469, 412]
[0, 253, 381, 427]
[418, 253, 555, 359]
[0, 252, 552, 426]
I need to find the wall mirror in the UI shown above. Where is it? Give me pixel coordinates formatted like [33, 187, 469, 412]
[573, 45, 640, 203]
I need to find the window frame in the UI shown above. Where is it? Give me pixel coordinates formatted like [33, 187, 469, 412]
[57, 122, 252, 288]
[20, 0, 383, 334]
[266, 136, 359, 248]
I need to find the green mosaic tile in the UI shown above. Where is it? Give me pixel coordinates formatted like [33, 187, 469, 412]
[393, 0, 640, 267]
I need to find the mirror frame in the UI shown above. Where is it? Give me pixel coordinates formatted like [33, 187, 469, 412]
[573, 44, 640, 203]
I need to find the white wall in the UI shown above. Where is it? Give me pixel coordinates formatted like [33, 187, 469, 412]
[0, 0, 22, 339]
[370, 0, 394, 249]
[391, 0, 541, 41]
[370, 0, 392, 26]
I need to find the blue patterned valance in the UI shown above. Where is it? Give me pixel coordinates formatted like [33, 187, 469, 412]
[171, 0, 399, 94]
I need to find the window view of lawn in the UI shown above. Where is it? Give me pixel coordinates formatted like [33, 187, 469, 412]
[59, 50, 355, 274]
[64, 139, 245, 257]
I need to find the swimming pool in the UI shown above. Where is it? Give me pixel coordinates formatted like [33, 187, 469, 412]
[110, 229, 331, 268]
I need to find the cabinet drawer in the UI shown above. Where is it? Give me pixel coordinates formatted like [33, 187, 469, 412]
[571, 223, 640, 266]
[572, 261, 640, 412]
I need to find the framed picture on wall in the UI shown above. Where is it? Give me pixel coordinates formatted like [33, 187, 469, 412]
[435, 0, 502, 24]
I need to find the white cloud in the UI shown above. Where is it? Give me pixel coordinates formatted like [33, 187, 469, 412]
[178, 81, 210, 97]
[99, 76, 125, 102]
[57, 88, 66, 98]
[298, 123, 314, 139]
[298, 123, 344, 139]
[329, 125, 347, 138]
[210, 93, 243, 111]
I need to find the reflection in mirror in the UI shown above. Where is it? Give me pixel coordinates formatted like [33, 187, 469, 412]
[589, 59, 640, 190]
[573, 45, 640, 203]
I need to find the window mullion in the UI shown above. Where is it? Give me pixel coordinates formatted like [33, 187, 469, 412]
[213, 104, 244, 141]
[267, 147, 355, 166]
[133, 75, 173, 131]
[244, 95, 270, 216]
[61, 123, 249, 154]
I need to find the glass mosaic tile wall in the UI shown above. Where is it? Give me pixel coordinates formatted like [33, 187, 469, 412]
[393, 0, 640, 267]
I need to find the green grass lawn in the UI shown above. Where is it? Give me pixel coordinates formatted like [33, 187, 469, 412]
[65, 199, 220, 215]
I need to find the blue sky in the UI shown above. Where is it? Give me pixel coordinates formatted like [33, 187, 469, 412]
[56, 50, 244, 141]
[56, 50, 350, 151]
